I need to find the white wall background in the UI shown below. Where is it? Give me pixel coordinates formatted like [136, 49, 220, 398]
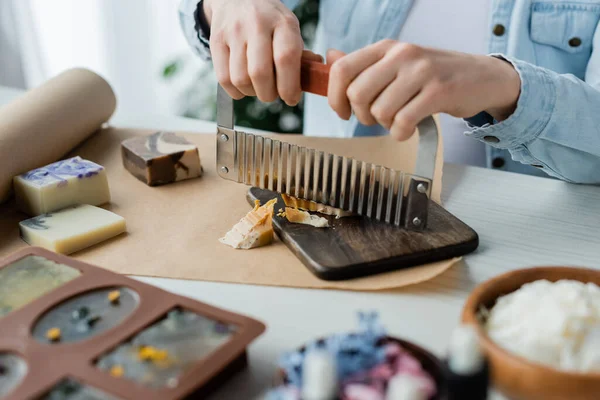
[3, 0, 209, 118]
[0, 1, 26, 88]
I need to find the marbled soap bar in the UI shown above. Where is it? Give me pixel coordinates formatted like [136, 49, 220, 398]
[13, 156, 110, 216]
[121, 131, 203, 186]
[19, 204, 126, 255]
[0, 255, 81, 318]
[96, 308, 236, 389]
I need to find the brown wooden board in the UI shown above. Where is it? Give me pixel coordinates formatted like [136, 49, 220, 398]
[248, 187, 479, 281]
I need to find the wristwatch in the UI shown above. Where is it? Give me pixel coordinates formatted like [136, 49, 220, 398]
[194, 0, 211, 40]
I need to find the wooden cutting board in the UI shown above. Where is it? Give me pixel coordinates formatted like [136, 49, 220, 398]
[248, 187, 478, 281]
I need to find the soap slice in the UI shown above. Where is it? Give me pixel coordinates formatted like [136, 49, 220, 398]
[281, 194, 353, 218]
[284, 207, 329, 228]
[121, 131, 203, 186]
[219, 199, 277, 249]
[13, 156, 110, 216]
[19, 204, 126, 255]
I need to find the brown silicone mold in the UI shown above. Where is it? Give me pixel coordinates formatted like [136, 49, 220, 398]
[0, 247, 265, 400]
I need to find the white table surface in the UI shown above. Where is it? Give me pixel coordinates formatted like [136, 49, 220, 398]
[3, 86, 600, 399]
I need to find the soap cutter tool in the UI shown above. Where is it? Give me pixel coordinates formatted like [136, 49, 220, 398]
[216, 59, 438, 230]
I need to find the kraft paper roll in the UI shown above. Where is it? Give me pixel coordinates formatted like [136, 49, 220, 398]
[0, 68, 116, 203]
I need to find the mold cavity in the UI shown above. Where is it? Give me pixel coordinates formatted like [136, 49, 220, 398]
[95, 307, 237, 389]
[32, 287, 139, 344]
[0, 353, 27, 398]
[0, 255, 81, 318]
[42, 378, 121, 400]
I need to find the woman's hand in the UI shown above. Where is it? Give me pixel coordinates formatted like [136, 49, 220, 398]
[204, 0, 315, 106]
[326, 40, 521, 141]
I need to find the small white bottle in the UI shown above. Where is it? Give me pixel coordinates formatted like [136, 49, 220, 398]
[385, 374, 427, 400]
[301, 351, 338, 400]
[448, 324, 485, 375]
[446, 324, 489, 400]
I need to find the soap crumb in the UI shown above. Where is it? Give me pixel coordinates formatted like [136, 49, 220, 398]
[107, 290, 120, 304]
[110, 365, 124, 378]
[46, 327, 61, 342]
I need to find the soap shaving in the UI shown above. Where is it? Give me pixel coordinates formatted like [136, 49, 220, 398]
[281, 194, 354, 218]
[284, 207, 329, 228]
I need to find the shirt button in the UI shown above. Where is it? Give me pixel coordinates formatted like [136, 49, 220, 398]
[492, 157, 505, 168]
[493, 24, 505, 36]
[483, 136, 500, 144]
[569, 37, 582, 47]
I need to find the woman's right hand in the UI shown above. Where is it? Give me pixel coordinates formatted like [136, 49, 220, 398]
[204, 0, 316, 106]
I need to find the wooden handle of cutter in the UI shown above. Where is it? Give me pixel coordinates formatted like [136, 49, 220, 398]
[301, 58, 330, 97]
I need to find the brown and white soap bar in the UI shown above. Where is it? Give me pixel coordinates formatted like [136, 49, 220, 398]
[121, 131, 203, 186]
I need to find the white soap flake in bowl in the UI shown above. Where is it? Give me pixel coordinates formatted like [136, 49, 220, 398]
[484, 279, 600, 373]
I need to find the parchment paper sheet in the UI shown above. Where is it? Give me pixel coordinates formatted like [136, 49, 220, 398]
[0, 122, 460, 291]
[0, 68, 116, 203]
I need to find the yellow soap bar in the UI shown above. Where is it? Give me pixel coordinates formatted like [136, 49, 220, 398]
[19, 204, 126, 255]
[219, 199, 277, 249]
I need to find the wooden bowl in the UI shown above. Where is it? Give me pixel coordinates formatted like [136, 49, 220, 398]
[462, 266, 600, 400]
[273, 336, 448, 399]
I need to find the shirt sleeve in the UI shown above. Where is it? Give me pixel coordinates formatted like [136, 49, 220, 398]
[463, 23, 600, 184]
[178, 0, 302, 61]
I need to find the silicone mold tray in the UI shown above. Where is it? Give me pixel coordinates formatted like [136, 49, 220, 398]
[0, 247, 265, 400]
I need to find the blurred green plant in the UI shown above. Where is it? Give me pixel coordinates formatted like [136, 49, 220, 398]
[162, 0, 319, 133]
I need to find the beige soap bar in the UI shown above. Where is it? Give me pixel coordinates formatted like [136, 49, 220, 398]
[19, 204, 126, 255]
[13, 156, 110, 216]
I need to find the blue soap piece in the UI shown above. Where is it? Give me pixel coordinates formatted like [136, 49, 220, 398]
[20, 156, 103, 187]
[277, 311, 386, 389]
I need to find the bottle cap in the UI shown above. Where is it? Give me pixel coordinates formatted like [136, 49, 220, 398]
[448, 324, 485, 375]
[301, 350, 337, 400]
[386, 374, 427, 400]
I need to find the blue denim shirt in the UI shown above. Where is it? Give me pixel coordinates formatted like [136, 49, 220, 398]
[179, 0, 600, 184]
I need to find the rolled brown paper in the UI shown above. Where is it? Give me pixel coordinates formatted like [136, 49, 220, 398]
[0, 68, 117, 203]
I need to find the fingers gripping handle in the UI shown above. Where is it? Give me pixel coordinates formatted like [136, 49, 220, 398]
[216, 58, 437, 229]
[299, 59, 438, 183]
[216, 58, 439, 183]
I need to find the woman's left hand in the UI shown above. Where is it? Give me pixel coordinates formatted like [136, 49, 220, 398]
[326, 40, 521, 141]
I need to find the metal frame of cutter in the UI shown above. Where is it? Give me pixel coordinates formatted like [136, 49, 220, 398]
[215, 85, 439, 231]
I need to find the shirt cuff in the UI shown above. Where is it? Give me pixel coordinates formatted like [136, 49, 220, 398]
[464, 55, 557, 150]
